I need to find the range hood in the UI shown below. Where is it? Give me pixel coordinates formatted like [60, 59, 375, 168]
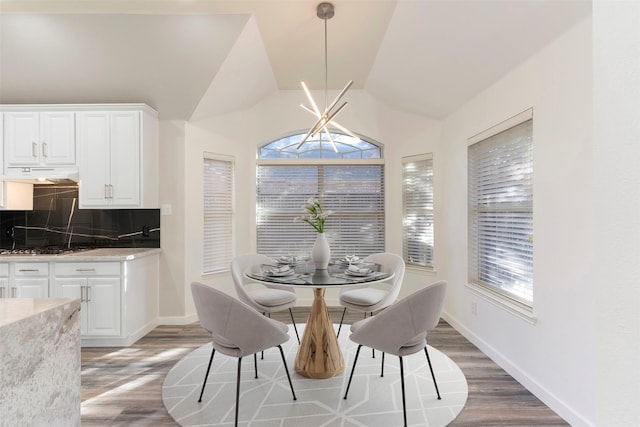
[4, 167, 79, 185]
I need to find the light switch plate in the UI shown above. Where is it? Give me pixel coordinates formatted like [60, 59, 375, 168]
[161, 204, 172, 215]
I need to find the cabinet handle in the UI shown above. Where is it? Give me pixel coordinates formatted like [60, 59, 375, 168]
[0, 288, 4, 298]
[18, 269, 39, 272]
[86, 286, 91, 302]
[109, 184, 114, 199]
[32, 142, 38, 158]
[11, 287, 17, 298]
[105, 184, 109, 199]
[42, 142, 48, 157]
[76, 268, 96, 272]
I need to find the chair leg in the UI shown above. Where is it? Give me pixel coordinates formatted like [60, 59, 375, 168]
[235, 357, 242, 427]
[198, 346, 215, 402]
[289, 308, 300, 344]
[399, 356, 408, 427]
[277, 345, 297, 400]
[380, 352, 385, 377]
[343, 344, 362, 399]
[424, 346, 441, 400]
[336, 307, 347, 338]
[254, 353, 258, 379]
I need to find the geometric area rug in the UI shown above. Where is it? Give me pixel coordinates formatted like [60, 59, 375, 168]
[162, 323, 468, 427]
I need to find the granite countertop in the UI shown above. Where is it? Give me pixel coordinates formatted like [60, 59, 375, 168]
[0, 298, 79, 328]
[0, 248, 161, 262]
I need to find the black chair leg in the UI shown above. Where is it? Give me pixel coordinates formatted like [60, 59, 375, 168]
[235, 357, 242, 427]
[380, 352, 385, 377]
[343, 344, 362, 399]
[424, 346, 441, 400]
[254, 353, 258, 379]
[399, 356, 407, 427]
[289, 308, 300, 344]
[277, 345, 297, 400]
[198, 346, 215, 402]
[336, 307, 347, 338]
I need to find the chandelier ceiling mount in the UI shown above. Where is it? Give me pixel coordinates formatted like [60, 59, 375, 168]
[297, 2, 358, 152]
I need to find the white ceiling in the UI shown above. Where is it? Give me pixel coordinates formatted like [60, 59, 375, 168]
[0, 0, 592, 120]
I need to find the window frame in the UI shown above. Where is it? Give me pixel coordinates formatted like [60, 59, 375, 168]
[402, 153, 435, 269]
[467, 109, 535, 318]
[202, 152, 235, 275]
[256, 132, 385, 260]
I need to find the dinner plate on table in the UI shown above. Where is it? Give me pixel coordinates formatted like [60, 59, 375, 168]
[263, 267, 296, 277]
[345, 267, 373, 277]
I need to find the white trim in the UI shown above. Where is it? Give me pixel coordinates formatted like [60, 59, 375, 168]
[468, 108, 533, 146]
[466, 282, 537, 324]
[257, 158, 384, 166]
[402, 153, 433, 163]
[204, 151, 235, 163]
[158, 313, 199, 326]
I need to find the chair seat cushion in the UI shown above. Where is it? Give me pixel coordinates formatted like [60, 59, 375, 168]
[249, 289, 296, 307]
[340, 288, 388, 307]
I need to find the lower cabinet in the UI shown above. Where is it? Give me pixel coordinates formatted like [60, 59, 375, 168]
[54, 263, 121, 336]
[52, 254, 159, 347]
[0, 262, 49, 298]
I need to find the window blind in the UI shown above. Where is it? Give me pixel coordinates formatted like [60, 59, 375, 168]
[256, 164, 385, 259]
[203, 155, 234, 274]
[468, 118, 533, 305]
[402, 154, 434, 268]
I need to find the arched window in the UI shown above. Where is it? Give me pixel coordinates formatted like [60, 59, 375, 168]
[256, 132, 385, 259]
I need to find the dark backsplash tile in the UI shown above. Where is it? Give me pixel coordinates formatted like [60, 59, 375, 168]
[0, 185, 160, 249]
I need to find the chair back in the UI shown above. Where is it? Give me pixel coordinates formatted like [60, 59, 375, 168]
[230, 253, 273, 306]
[190, 282, 289, 356]
[363, 252, 406, 304]
[350, 280, 447, 356]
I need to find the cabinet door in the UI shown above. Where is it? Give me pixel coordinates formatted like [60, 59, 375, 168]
[40, 112, 76, 165]
[4, 112, 40, 165]
[0, 278, 8, 298]
[13, 277, 49, 298]
[86, 277, 121, 336]
[54, 278, 88, 335]
[110, 111, 140, 206]
[77, 112, 111, 207]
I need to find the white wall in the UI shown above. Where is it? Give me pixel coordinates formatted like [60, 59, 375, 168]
[439, 17, 595, 426]
[593, 1, 640, 425]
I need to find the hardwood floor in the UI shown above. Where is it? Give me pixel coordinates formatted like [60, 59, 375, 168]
[81, 307, 568, 426]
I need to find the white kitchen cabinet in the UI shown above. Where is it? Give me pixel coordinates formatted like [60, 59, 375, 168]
[54, 262, 121, 337]
[77, 106, 158, 208]
[3, 111, 76, 167]
[52, 253, 158, 346]
[4, 262, 49, 298]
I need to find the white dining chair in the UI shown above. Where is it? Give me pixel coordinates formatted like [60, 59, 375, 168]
[336, 252, 405, 338]
[343, 280, 447, 427]
[231, 253, 300, 343]
[191, 282, 297, 427]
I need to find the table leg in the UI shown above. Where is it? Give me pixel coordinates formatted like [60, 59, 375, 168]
[295, 288, 344, 378]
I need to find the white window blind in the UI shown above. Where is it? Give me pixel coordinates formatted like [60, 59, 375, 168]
[256, 164, 385, 259]
[402, 154, 434, 268]
[468, 114, 533, 306]
[203, 155, 234, 274]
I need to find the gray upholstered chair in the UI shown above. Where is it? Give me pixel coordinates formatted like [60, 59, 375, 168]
[336, 252, 406, 337]
[190, 282, 297, 427]
[231, 253, 300, 343]
[343, 280, 447, 427]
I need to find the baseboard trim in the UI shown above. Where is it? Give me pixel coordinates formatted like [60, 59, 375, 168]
[158, 313, 198, 326]
[441, 310, 594, 427]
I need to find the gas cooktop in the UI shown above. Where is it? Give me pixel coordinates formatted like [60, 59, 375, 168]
[0, 247, 89, 255]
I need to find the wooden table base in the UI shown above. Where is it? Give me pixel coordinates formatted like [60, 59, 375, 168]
[294, 288, 344, 378]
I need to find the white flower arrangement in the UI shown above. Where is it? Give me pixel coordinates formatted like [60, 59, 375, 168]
[294, 198, 332, 233]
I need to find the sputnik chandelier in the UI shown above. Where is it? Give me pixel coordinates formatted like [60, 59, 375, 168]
[297, 2, 359, 152]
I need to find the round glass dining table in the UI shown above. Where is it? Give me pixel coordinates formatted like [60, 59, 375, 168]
[245, 261, 394, 379]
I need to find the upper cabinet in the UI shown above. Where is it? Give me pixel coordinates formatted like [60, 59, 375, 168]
[77, 105, 158, 209]
[4, 111, 76, 167]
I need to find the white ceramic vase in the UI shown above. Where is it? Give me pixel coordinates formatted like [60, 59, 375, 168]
[312, 232, 331, 269]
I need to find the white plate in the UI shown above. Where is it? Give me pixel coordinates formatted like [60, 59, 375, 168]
[264, 269, 295, 277]
[339, 258, 362, 265]
[345, 269, 373, 277]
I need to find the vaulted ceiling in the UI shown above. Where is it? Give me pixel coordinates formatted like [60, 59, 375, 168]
[0, 1, 591, 121]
